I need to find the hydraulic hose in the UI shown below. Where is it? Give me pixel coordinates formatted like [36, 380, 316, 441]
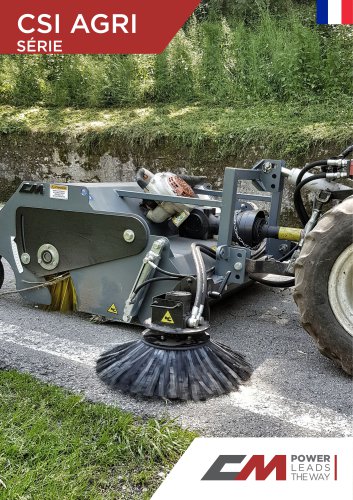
[294, 161, 328, 224]
[191, 243, 207, 308]
[151, 263, 214, 278]
[294, 173, 328, 226]
[197, 244, 217, 259]
[188, 243, 209, 327]
[133, 259, 215, 295]
[295, 160, 328, 188]
[279, 244, 299, 262]
[339, 144, 353, 158]
[151, 265, 189, 279]
[133, 276, 181, 295]
[248, 274, 295, 288]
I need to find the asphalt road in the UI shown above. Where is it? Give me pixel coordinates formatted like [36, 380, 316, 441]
[0, 259, 352, 438]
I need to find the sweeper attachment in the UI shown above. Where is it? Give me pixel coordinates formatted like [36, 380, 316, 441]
[0, 146, 352, 400]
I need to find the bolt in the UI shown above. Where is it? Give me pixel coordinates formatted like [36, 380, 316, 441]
[152, 239, 164, 251]
[123, 229, 135, 243]
[21, 253, 31, 265]
[234, 262, 243, 271]
[262, 161, 273, 173]
[279, 244, 289, 254]
[42, 250, 53, 264]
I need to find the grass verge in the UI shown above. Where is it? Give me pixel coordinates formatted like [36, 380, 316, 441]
[0, 370, 196, 499]
[0, 101, 352, 164]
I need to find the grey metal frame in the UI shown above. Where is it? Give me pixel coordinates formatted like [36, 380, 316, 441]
[0, 159, 287, 325]
[116, 160, 286, 282]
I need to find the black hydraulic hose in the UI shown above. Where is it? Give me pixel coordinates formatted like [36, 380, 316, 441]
[294, 161, 327, 224]
[133, 261, 216, 296]
[153, 265, 190, 279]
[295, 160, 328, 188]
[199, 247, 217, 259]
[196, 243, 216, 256]
[295, 172, 328, 194]
[296, 201, 308, 227]
[294, 173, 328, 226]
[248, 274, 295, 288]
[134, 276, 181, 295]
[339, 144, 353, 158]
[279, 244, 299, 262]
[153, 264, 214, 278]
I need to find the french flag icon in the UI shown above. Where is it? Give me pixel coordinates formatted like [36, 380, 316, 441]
[317, 0, 353, 24]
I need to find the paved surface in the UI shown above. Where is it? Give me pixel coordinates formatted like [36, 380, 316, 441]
[0, 259, 352, 437]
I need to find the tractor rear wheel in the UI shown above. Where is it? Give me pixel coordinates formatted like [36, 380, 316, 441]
[0, 258, 4, 289]
[294, 197, 353, 375]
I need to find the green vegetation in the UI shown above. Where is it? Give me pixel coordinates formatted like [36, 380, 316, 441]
[0, 2, 351, 199]
[195, 0, 314, 20]
[1, 102, 351, 166]
[0, 3, 351, 493]
[0, 370, 196, 499]
[0, 3, 350, 495]
[0, 3, 351, 108]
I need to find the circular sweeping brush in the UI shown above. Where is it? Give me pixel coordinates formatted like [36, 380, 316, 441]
[96, 243, 252, 401]
[96, 331, 252, 401]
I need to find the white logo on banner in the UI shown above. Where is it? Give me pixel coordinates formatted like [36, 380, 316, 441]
[152, 438, 353, 500]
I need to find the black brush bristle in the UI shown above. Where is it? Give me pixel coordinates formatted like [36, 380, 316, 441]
[96, 338, 252, 401]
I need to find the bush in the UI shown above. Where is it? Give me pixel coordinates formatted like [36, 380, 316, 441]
[0, 4, 351, 108]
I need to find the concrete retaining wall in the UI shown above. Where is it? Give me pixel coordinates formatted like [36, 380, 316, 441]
[0, 132, 338, 224]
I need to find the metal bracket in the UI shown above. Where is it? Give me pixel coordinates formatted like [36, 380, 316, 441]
[216, 245, 250, 285]
[251, 159, 285, 193]
[246, 258, 294, 277]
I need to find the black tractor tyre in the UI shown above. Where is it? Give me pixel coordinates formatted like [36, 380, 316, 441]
[293, 197, 353, 376]
[0, 258, 4, 289]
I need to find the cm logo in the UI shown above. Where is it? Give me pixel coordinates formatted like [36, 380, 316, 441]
[202, 455, 286, 481]
[19, 183, 44, 195]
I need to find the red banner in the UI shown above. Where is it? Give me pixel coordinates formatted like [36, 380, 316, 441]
[0, 1, 201, 54]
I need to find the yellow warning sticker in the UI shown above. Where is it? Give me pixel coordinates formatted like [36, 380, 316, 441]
[107, 304, 118, 314]
[161, 311, 174, 324]
[50, 184, 69, 200]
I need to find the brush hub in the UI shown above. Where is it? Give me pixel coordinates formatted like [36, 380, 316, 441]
[142, 329, 210, 350]
[144, 318, 209, 336]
